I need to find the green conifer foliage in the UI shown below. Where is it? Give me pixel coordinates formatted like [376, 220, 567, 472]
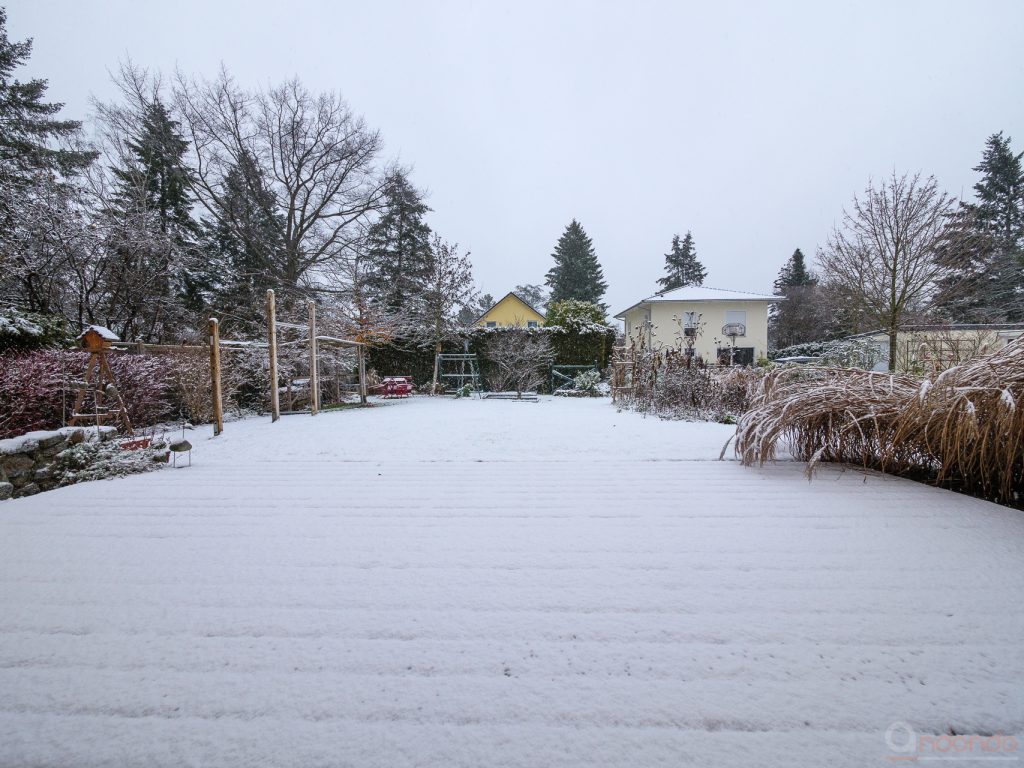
[657, 232, 706, 292]
[545, 219, 607, 307]
[365, 170, 433, 311]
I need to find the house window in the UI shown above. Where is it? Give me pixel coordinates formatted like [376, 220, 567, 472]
[725, 310, 747, 326]
[486, 321, 497, 328]
[717, 347, 755, 366]
[527, 321, 538, 328]
[683, 311, 698, 327]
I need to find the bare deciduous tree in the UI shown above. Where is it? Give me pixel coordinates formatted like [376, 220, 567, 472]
[818, 172, 959, 370]
[174, 69, 385, 297]
[416, 235, 477, 393]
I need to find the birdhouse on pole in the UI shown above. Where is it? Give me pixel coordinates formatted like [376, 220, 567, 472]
[77, 325, 119, 352]
[69, 325, 133, 434]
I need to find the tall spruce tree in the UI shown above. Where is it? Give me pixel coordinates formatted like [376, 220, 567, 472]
[0, 7, 96, 311]
[773, 248, 814, 292]
[934, 133, 1024, 321]
[107, 98, 201, 338]
[0, 8, 96, 185]
[770, 248, 824, 349]
[545, 219, 607, 307]
[365, 170, 432, 311]
[205, 151, 283, 334]
[657, 232, 706, 292]
[973, 132, 1024, 247]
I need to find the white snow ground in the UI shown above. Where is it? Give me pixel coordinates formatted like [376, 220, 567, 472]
[1, 396, 1022, 767]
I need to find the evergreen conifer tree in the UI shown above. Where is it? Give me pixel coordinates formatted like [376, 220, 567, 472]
[365, 170, 433, 311]
[934, 133, 1024, 321]
[106, 98, 201, 337]
[773, 248, 815, 292]
[204, 152, 283, 334]
[111, 100, 195, 238]
[972, 132, 1024, 247]
[0, 8, 96, 185]
[657, 232, 706, 292]
[769, 248, 824, 348]
[545, 219, 607, 307]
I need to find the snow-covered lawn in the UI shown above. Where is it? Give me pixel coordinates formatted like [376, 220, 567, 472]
[1, 396, 1022, 767]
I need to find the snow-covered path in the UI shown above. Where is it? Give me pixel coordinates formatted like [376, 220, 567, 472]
[1, 397, 1022, 767]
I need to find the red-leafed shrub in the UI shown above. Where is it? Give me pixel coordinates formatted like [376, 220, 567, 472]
[0, 350, 175, 439]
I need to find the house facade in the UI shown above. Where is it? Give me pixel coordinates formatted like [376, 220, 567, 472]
[849, 324, 1024, 373]
[475, 292, 546, 328]
[615, 286, 780, 365]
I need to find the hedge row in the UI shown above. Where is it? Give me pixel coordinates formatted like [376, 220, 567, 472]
[367, 325, 617, 389]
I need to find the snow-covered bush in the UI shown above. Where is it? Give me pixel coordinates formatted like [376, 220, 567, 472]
[54, 438, 168, 487]
[166, 352, 212, 424]
[573, 368, 601, 394]
[553, 368, 603, 397]
[544, 299, 607, 330]
[0, 350, 174, 439]
[0, 306, 67, 353]
[771, 338, 887, 369]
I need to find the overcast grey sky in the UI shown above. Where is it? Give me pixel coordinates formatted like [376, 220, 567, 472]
[8, 0, 1024, 314]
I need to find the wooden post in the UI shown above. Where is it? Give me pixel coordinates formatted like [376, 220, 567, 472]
[209, 318, 224, 436]
[308, 300, 319, 415]
[333, 357, 340, 404]
[267, 290, 280, 422]
[357, 344, 367, 404]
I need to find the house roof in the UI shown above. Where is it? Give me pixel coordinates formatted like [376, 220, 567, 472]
[77, 325, 120, 342]
[847, 323, 1024, 340]
[614, 286, 782, 319]
[474, 292, 545, 324]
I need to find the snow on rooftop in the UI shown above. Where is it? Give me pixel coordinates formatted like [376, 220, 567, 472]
[614, 286, 781, 318]
[646, 286, 779, 302]
[77, 325, 120, 342]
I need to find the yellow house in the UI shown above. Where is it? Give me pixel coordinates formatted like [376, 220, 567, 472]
[616, 286, 781, 365]
[475, 292, 546, 328]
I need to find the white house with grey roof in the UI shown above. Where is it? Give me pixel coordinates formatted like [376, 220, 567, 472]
[615, 286, 782, 365]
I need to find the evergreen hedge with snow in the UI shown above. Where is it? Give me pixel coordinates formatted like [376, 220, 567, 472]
[366, 320, 615, 390]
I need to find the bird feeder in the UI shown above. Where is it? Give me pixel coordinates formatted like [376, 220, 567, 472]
[69, 325, 133, 434]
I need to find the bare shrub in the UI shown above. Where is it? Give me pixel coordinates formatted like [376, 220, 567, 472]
[166, 352, 212, 424]
[487, 330, 555, 398]
[615, 339, 762, 422]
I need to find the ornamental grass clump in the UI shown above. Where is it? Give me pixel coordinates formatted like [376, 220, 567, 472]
[734, 337, 1024, 504]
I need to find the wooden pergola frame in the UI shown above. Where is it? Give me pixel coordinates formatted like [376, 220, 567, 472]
[260, 289, 367, 424]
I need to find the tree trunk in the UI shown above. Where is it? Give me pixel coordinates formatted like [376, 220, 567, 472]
[888, 323, 898, 373]
[431, 341, 442, 395]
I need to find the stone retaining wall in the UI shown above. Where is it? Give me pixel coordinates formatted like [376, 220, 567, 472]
[0, 426, 118, 500]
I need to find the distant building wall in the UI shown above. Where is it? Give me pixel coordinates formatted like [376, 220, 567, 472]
[622, 300, 772, 364]
[859, 327, 1024, 373]
[476, 295, 545, 328]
